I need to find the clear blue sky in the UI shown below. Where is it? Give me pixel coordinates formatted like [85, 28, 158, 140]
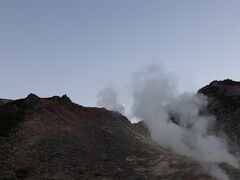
[1, 0, 240, 106]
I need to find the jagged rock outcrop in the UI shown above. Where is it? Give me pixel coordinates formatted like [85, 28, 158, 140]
[198, 79, 240, 144]
[0, 94, 221, 179]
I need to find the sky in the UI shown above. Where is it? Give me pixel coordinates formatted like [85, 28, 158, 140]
[0, 0, 240, 107]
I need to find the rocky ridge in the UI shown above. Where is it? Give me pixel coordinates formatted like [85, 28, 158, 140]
[0, 94, 217, 179]
[1, 80, 240, 179]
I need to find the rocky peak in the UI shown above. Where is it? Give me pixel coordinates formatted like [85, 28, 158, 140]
[61, 94, 72, 104]
[198, 79, 240, 98]
[198, 79, 240, 145]
[26, 93, 39, 100]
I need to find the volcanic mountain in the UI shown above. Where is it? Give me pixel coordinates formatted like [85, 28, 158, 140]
[198, 79, 240, 145]
[1, 81, 240, 179]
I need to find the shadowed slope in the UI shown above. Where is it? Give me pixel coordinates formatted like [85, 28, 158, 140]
[0, 94, 238, 179]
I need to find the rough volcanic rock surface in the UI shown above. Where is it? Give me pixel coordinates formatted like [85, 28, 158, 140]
[198, 79, 240, 144]
[0, 94, 219, 179]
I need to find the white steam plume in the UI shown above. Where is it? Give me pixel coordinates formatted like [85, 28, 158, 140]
[97, 86, 125, 114]
[96, 64, 238, 179]
[131, 64, 238, 180]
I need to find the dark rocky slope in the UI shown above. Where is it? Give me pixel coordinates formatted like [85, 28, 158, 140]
[0, 94, 219, 179]
[0, 98, 12, 106]
[198, 79, 240, 145]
